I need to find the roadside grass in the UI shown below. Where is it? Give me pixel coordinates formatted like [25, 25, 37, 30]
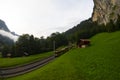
[0, 52, 53, 68]
[6, 31, 120, 80]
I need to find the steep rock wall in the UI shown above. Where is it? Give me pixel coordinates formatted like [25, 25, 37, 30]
[92, 0, 120, 25]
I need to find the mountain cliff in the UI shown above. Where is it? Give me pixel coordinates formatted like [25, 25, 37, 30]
[65, 0, 120, 41]
[92, 0, 120, 25]
[0, 19, 18, 46]
[0, 19, 10, 32]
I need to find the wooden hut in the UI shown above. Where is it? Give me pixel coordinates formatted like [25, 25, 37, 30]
[77, 39, 90, 48]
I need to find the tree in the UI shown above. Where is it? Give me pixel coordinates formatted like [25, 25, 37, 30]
[15, 34, 30, 56]
[48, 32, 68, 49]
[106, 20, 115, 32]
[1, 45, 10, 57]
[115, 15, 120, 30]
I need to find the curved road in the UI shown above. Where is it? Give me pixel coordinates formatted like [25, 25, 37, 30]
[0, 55, 55, 78]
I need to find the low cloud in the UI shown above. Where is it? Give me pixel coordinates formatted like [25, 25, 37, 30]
[0, 30, 18, 42]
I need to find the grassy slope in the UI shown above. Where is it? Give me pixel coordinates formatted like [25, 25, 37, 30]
[7, 31, 120, 80]
[0, 52, 53, 68]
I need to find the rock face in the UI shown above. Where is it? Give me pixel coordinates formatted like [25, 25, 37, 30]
[0, 19, 10, 32]
[0, 19, 18, 45]
[92, 0, 120, 25]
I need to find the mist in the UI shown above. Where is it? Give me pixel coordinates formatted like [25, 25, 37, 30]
[0, 30, 19, 42]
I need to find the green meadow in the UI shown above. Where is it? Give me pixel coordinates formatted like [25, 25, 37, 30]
[0, 52, 53, 68]
[5, 31, 120, 80]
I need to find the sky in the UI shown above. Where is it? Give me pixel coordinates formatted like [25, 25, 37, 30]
[0, 0, 94, 38]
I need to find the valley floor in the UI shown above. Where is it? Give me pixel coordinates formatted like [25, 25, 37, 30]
[0, 52, 53, 68]
[2, 31, 120, 80]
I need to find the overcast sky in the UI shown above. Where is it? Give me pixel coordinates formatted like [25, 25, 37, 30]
[0, 0, 94, 37]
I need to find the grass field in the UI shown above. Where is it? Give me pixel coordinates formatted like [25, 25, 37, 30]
[6, 31, 120, 80]
[0, 52, 53, 68]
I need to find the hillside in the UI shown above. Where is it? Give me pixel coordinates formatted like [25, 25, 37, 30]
[64, 18, 105, 42]
[64, 0, 120, 42]
[6, 31, 120, 80]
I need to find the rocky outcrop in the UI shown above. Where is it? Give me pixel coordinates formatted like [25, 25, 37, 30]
[0, 19, 18, 45]
[0, 19, 10, 32]
[92, 0, 120, 25]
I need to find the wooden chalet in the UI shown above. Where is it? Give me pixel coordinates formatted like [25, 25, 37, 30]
[77, 39, 90, 48]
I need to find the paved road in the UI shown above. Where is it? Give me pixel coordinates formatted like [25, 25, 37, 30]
[0, 55, 55, 78]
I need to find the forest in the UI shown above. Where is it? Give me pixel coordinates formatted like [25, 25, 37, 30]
[1, 15, 120, 57]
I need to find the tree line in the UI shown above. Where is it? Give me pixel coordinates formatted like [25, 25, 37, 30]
[1, 32, 68, 57]
[1, 15, 120, 57]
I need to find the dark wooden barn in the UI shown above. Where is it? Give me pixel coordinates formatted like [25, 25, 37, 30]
[77, 39, 90, 48]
